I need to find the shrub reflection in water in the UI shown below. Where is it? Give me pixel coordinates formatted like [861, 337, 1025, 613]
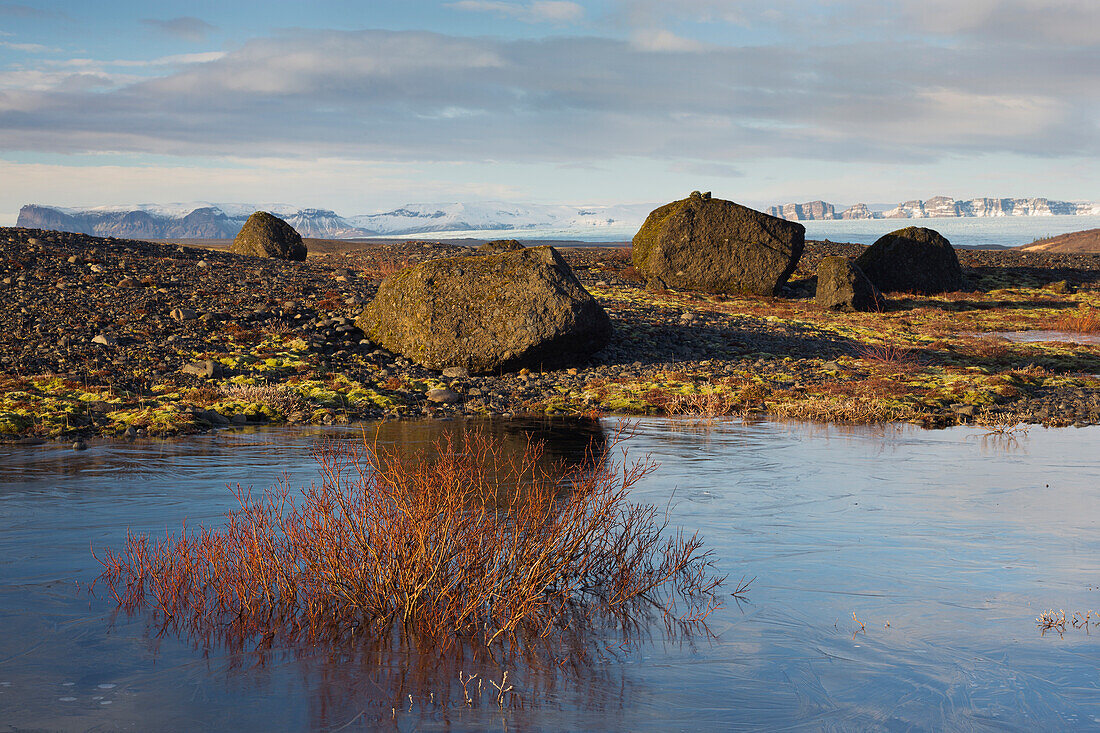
[94, 422, 729, 722]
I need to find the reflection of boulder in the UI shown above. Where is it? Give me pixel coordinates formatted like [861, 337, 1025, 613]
[854, 227, 964, 294]
[632, 191, 804, 295]
[229, 211, 307, 261]
[815, 257, 885, 312]
[357, 246, 611, 373]
[363, 417, 607, 483]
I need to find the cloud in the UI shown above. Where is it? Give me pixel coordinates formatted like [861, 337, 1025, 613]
[448, 1, 584, 24]
[0, 27, 1095, 168]
[895, 0, 1100, 45]
[0, 3, 55, 18]
[0, 40, 58, 52]
[630, 29, 704, 52]
[670, 160, 745, 178]
[140, 16, 217, 42]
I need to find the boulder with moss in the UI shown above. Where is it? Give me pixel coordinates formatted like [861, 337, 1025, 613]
[229, 211, 307, 261]
[854, 227, 964, 294]
[631, 191, 805, 295]
[357, 246, 611, 373]
[477, 239, 525, 253]
[815, 256, 885, 312]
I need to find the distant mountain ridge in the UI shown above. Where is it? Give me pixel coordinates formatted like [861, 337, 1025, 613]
[768, 196, 1100, 221]
[16, 201, 653, 240]
[19, 195, 1100, 240]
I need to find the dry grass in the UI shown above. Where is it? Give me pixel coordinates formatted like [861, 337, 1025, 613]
[853, 342, 923, 373]
[94, 429, 726, 650]
[1052, 307, 1100, 334]
[663, 391, 739, 417]
[224, 383, 308, 416]
[772, 395, 918, 424]
[1037, 609, 1098, 636]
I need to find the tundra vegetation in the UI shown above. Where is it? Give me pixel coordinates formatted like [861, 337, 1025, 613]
[3, 228, 1100, 439]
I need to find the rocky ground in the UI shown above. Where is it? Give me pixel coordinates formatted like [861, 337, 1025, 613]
[3, 226, 1100, 442]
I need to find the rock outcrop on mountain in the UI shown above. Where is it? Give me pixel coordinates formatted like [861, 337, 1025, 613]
[883, 197, 1096, 219]
[357, 246, 611, 373]
[766, 196, 1099, 221]
[633, 192, 804, 296]
[229, 212, 307, 261]
[854, 227, 965, 294]
[767, 201, 835, 221]
[840, 203, 877, 220]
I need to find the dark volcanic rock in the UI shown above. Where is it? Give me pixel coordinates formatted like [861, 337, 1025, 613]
[478, 239, 526, 253]
[357, 246, 611, 373]
[815, 256, 885, 312]
[632, 191, 805, 295]
[229, 212, 307, 261]
[854, 227, 965, 294]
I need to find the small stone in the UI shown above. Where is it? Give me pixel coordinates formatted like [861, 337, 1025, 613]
[231, 414, 248, 425]
[72, 439, 87, 451]
[180, 359, 221, 378]
[442, 366, 470, 378]
[170, 307, 198, 321]
[427, 388, 463, 404]
[821, 360, 842, 372]
[117, 278, 137, 288]
[200, 409, 230, 426]
[91, 333, 117, 347]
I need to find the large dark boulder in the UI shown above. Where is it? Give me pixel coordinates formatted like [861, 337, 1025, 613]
[356, 246, 611, 373]
[815, 257, 885, 312]
[632, 191, 804, 295]
[229, 211, 307, 261]
[478, 239, 525, 253]
[854, 227, 964, 294]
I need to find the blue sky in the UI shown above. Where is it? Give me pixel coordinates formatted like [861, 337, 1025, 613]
[0, 0, 1097, 222]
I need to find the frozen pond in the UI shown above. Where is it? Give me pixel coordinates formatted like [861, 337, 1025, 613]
[1, 418, 1099, 730]
[977, 330, 1100, 346]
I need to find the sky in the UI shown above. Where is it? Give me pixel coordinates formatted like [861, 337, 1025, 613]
[0, 0, 1097, 222]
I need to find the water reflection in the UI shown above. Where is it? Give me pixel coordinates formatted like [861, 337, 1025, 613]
[2, 418, 1100, 730]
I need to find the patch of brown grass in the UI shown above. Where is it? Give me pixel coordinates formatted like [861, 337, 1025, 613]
[664, 391, 739, 417]
[94, 430, 726, 649]
[224, 383, 308, 416]
[772, 396, 918, 423]
[1052, 307, 1100, 334]
[854, 342, 923, 373]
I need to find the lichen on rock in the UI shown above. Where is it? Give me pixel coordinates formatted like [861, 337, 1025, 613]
[632, 192, 804, 295]
[357, 246, 611, 373]
[229, 211, 307, 261]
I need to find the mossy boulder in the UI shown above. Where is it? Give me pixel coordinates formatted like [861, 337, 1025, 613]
[229, 211, 307, 261]
[854, 227, 964, 294]
[632, 191, 805, 295]
[357, 246, 611, 373]
[478, 239, 525, 253]
[815, 256, 885, 312]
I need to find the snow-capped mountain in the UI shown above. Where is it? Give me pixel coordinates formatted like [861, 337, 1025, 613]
[16, 201, 652, 240]
[350, 202, 652, 238]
